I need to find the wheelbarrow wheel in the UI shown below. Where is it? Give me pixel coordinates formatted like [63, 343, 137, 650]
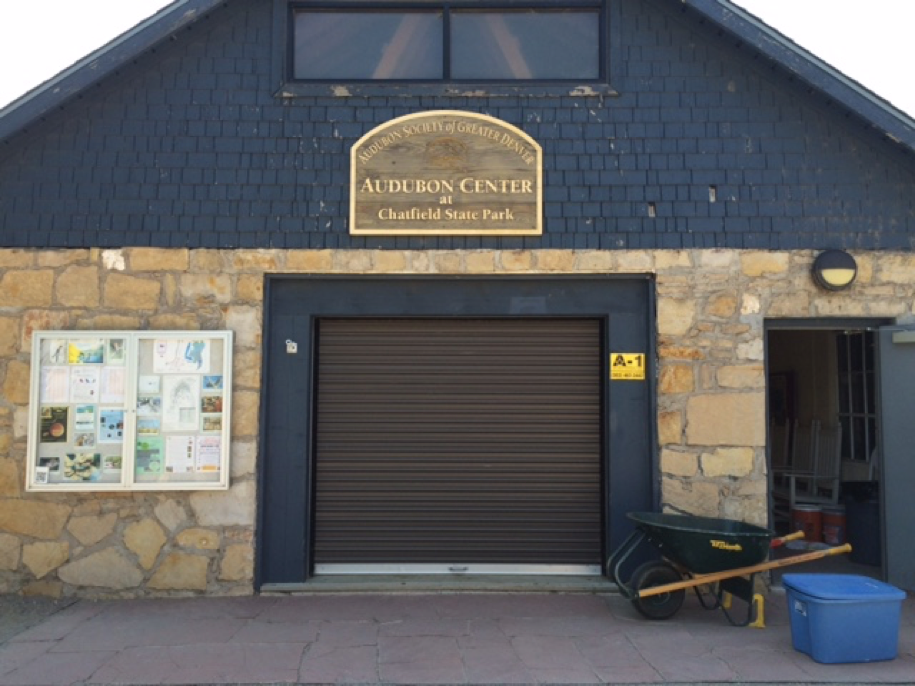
[629, 561, 686, 620]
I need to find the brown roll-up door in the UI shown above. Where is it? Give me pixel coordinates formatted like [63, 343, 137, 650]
[314, 318, 601, 567]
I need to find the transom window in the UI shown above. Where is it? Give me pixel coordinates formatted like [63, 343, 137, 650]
[292, 5, 603, 82]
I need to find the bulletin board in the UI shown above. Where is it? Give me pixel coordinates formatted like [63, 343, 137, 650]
[26, 331, 233, 492]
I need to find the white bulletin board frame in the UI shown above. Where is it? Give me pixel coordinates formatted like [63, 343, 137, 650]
[26, 331, 233, 492]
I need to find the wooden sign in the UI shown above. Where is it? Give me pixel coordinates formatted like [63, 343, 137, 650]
[350, 110, 542, 236]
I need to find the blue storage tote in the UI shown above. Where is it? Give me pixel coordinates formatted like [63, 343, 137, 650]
[782, 574, 906, 664]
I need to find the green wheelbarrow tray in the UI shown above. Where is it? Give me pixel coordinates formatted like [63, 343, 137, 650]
[626, 512, 774, 574]
[608, 512, 852, 626]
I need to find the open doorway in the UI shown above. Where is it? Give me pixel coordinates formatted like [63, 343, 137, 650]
[766, 322, 888, 582]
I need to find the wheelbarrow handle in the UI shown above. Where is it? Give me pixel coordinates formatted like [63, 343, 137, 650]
[636, 543, 852, 599]
[770, 531, 805, 548]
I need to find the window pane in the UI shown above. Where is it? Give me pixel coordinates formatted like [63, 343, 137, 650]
[294, 12, 442, 80]
[451, 10, 599, 80]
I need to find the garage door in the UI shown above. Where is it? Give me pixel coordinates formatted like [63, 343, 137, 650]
[313, 318, 602, 574]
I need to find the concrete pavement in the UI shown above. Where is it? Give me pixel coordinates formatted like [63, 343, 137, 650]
[0, 588, 913, 685]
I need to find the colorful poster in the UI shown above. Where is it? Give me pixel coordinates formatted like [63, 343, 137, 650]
[165, 435, 195, 474]
[137, 418, 160, 436]
[107, 339, 126, 364]
[136, 437, 164, 475]
[162, 375, 200, 431]
[39, 406, 69, 443]
[202, 375, 223, 391]
[63, 452, 101, 481]
[98, 408, 124, 444]
[41, 339, 68, 366]
[74, 405, 96, 432]
[68, 340, 104, 364]
[195, 436, 221, 472]
[201, 395, 223, 413]
[137, 396, 162, 416]
[152, 339, 211, 374]
[70, 367, 101, 403]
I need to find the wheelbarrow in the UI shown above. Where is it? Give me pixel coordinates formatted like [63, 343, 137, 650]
[607, 512, 852, 626]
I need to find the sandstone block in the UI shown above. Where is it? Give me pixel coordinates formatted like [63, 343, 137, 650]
[58, 548, 143, 589]
[659, 364, 694, 394]
[37, 250, 90, 267]
[225, 306, 260, 348]
[0, 271, 54, 307]
[700, 447, 755, 478]
[124, 519, 167, 570]
[177, 528, 220, 550]
[56, 266, 100, 308]
[230, 441, 257, 478]
[128, 248, 190, 272]
[686, 393, 765, 447]
[0, 317, 19, 356]
[698, 250, 736, 269]
[232, 250, 280, 271]
[103, 274, 161, 309]
[178, 274, 232, 304]
[615, 252, 653, 271]
[740, 252, 789, 277]
[577, 251, 614, 272]
[654, 251, 692, 269]
[76, 314, 141, 330]
[718, 365, 765, 389]
[149, 313, 200, 330]
[465, 252, 496, 273]
[3, 360, 32, 405]
[0, 532, 20, 570]
[233, 350, 261, 389]
[190, 480, 256, 527]
[23, 541, 69, 579]
[231, 391, 259, 438]
[147, 552, 209, 591]
[657, 299, 695, 336]
[0, 500, 70, 539]
[535, 250, 576, 272]
[657, 411, 683, 446]
[67, 513, 117, 547]
[0, 249, 35, 268]
[0, 457, 20, 497]
[189, 249, 224, 271]
[373, 251, 408, 272]
[705, 295, 737, 318]
[335, 251, 372, 272]
[660, 449, 698, 477]
[236, 274, 264, 302]
[431, 252, 462, 273]
[662, 479, 720, 517]
[736, 338, 764, 361]
[154, 500, 187, 531]
[499, 250, 533, 271]
[219, 544, 254, 582]
[286, 250, 333, 272]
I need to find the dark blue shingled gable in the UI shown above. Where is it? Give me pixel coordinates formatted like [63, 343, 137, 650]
[1, 0, 914, 250]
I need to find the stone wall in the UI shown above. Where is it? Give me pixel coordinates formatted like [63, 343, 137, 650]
[1, 246, 913, 597]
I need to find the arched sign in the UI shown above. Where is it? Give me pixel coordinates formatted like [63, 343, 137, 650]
[350, 110, 542, 236]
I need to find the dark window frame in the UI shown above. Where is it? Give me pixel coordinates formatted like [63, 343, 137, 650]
[275, 0, 619, 98]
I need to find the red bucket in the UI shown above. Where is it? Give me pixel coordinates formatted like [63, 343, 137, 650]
[792, 505, 822, 543]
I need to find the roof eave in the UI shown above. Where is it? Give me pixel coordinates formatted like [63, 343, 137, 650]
[681, 0, 915, 154]
[0, 0, 227, 145]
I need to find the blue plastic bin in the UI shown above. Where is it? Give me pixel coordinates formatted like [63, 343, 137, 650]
[782, 574, 906, 664]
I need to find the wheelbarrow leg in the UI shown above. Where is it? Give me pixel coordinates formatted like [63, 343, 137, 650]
[607, 529, 648, 599]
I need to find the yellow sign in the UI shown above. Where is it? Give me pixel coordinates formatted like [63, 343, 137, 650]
[610, 353, 646, 381]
